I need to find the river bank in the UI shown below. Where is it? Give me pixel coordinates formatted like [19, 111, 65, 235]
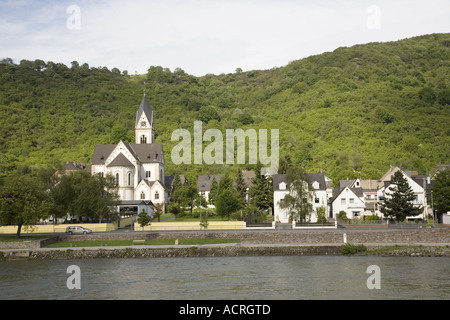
[1, 229, 449, 260]
[1, 243, 450, 261]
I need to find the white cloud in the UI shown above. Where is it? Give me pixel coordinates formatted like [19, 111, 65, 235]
[0, 0, 449, 76]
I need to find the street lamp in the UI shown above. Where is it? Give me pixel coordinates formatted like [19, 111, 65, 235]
[431, 190, 435, 227]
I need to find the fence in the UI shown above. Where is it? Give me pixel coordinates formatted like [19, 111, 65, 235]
[292, 221, 338, 230]
[134, 221, 246, 231]
[0, 217, 134, 235]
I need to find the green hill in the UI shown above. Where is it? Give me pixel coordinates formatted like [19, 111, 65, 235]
[1, 33, 449, 184]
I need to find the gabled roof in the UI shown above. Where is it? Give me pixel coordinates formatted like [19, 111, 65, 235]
[131, 143, 164, 163]
[331, 186, 364, 204]
[92, 142, 164, 165]
[197, 174, 223, 192]
[119, 200, 153, 206]
[272, 173, 327, 191]
[165, 175, 187, 189]
[135, 94, 153, 127]
[107, 153, 134, 167]
[309, 173, 327, 190]
[272, 174, 288, 191]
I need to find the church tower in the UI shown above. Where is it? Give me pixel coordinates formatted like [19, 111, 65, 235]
[135, 94, 155, 144]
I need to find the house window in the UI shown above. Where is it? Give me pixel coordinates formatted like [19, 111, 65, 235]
[341, 198, 346, 204]
[146, 171, 151, 178]
[315, 197, 320, 204]
[128, 173, 132, 186]
[155, 191, 160, 200]
[140, 192, 145, 200]
[115, 173, 119, 186]
[349, 198, 354, 204]
[280, 198, 285, 205]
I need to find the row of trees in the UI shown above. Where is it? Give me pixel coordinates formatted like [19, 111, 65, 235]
[167, 165, 274, 220]
[0, 168, 119, 238]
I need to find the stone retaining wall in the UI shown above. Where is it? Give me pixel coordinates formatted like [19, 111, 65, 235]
[59, 228, 450, 244]
[2, 244, 449, 261]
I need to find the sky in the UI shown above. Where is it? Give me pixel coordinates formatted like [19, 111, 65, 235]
[0, 0, 449, 76]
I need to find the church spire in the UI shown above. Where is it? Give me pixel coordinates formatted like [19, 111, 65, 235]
[135, 95, 155, 144]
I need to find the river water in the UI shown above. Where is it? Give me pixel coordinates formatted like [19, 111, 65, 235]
[0, 256, 449, 300]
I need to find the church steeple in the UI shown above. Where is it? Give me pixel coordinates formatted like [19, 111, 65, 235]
[135, 94, 155, 144]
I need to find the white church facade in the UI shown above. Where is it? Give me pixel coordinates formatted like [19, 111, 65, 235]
[90, 95, 166, 216]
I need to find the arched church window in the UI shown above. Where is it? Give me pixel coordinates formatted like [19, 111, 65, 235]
[140, 135, 147, 144]
[115, 173, 119, 186]
[140, 192, 145, 200]
[155, 191, 160, 200]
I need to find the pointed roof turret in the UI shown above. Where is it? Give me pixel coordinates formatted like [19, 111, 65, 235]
[135, 94, 153, 127]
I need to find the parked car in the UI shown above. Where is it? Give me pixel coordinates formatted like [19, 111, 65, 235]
[65, 226, 92, 235]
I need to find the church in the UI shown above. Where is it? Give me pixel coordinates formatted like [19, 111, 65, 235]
[90, 94, 166, 217]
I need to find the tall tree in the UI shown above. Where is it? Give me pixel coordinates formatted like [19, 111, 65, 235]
[431, 169, 450, 215]
[278, 165, 314, 223]
[209, 177, 218, 205]
[215, 188, 242, 220]
[215, 173, 242, 219]
[74, 173, 120, 222]
[380, 171, 423, 221]
[249, 164, 273, 211]
[235, 168, 247, 206]
[0, 175, 51, 238]
[173, 183, 198, 215]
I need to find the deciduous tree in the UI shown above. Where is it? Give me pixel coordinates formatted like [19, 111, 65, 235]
[0, 175, 51, 238]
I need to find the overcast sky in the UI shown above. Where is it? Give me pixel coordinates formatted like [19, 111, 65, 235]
[1, 0, 449, 76]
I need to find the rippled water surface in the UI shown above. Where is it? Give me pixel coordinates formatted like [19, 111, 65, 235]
[0, 256, 449, 300]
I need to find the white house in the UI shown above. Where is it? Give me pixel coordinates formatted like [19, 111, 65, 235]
[90, 95, 167, 216]
[332, 166, 430, 221]
[331, 186, 366, 219]
[273, 173, 330, 223]
[196, 174, 223, 207]
[377, 166, 428, 220]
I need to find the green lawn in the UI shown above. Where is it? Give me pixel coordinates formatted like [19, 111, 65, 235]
[0, 235, 50, 242]
[45, 238, 240, 248]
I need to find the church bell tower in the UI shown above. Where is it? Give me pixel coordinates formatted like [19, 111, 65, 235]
[135, 94, 155, 144]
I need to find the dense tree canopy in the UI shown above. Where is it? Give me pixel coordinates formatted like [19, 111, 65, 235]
[0, 33, 449, 185]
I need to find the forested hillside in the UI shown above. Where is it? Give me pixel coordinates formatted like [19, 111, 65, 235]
[1, 33, 449, 184]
